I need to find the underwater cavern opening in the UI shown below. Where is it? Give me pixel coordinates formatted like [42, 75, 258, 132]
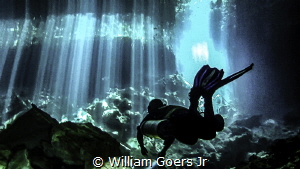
[0, 0, 300, 168]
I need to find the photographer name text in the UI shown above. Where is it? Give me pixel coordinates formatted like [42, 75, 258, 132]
[93, 156, 208, 167]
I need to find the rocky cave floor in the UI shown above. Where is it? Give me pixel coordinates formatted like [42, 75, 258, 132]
[0, 74, 299, 169]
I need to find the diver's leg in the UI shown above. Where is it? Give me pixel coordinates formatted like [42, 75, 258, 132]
[189, 65, 216, 112]
[195, 96, 219, 140]
[203, 93, 215, 119]
[189, 65, 225, 112]
[189, 87, 202, 112]
[169, 110, 199, 145]
[198, 85, 221, 139]
[200, 64, 254, 115]
[189, 65, 210, 112]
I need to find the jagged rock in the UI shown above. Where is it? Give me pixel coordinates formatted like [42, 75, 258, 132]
[236, 133, 300, 169]
[113, 98, 132, 113]
[83, 98, 108, 125]
[0, 145, 11, 161]
[228, 126, 251, 136]
[102, 109, 125, 131]
[5, 93, 31, 120]
[0, 105, 125, 168]
[156, 73, 191, 106]
[43, 121, 123, 166]
[27, 147, 63, 169]
[7, 149, 33, 169]
[233, 115, 263, 129]
[218, 132, 255, 167]
[72, 109, 95, 125]
[0, 104, 59, 149]
[0, 145, 11, 169]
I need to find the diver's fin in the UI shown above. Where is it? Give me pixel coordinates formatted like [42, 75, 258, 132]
[207, 63, 254, 91]
[193, 65, 210, 88]
[192, 65, 224, 90]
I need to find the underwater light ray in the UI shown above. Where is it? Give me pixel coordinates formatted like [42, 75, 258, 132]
[32, 16, 56, 102]
[0, 20, 17, 87]
[67, 13, 96, 109]
[94, 18, 106, 98]
[1, 0, 176, 134]
[146, 18, 156, 92]
[1, 0, 30, 122]
[175, 0, 229, 84]
[53, 15, 74, 97]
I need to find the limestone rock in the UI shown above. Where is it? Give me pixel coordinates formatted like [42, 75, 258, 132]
[236, 133, 300, 169]
[44, 121, 122, 165]
[0, 104, 59, 149]
[0, 105, 125, 168]
[7, 149, 33, 169]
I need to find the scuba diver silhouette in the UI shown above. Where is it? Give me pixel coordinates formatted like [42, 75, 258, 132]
[137, 63, 254, 157]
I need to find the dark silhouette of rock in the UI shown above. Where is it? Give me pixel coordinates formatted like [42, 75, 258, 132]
[0, 105, 125, 168]
[233, 115, 263, 129]
[43, 121, 122, 165]
[236, 133, 300, 169]
[0, 104, 59, 149]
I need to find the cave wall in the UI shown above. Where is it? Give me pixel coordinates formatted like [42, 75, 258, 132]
[225, 0, 300, 119]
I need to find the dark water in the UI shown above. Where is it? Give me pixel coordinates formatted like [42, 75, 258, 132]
[1, 1, 300, 168]
[0, 0, 181, 122]
[0, 0, 299, 138]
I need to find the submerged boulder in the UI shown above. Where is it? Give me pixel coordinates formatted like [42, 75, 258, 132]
[236, 133, 300, 169]
[44, 121, 122, 166]
[0, 104, 59, 149]
[0, 104, 125, 168]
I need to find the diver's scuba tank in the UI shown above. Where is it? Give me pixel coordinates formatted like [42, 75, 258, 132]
[140, 106, 187, 139]
[140, 119, 173, 139]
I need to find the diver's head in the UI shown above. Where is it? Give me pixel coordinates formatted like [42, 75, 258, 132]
[148, 99, 164, 114]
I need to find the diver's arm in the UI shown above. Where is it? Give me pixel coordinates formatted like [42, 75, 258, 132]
[137, 126, 144, 146]
[137, 115, 152, 155]
[137, 125, 148, 155]
[158, 136, 175, 157]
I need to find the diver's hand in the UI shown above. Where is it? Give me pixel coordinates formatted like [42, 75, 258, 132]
[141, 146, 148, 156]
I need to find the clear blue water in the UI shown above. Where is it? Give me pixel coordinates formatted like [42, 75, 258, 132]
[0, 0, 232, 124]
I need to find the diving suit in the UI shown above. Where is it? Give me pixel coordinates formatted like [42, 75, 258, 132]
[137, 63, 254, 157]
